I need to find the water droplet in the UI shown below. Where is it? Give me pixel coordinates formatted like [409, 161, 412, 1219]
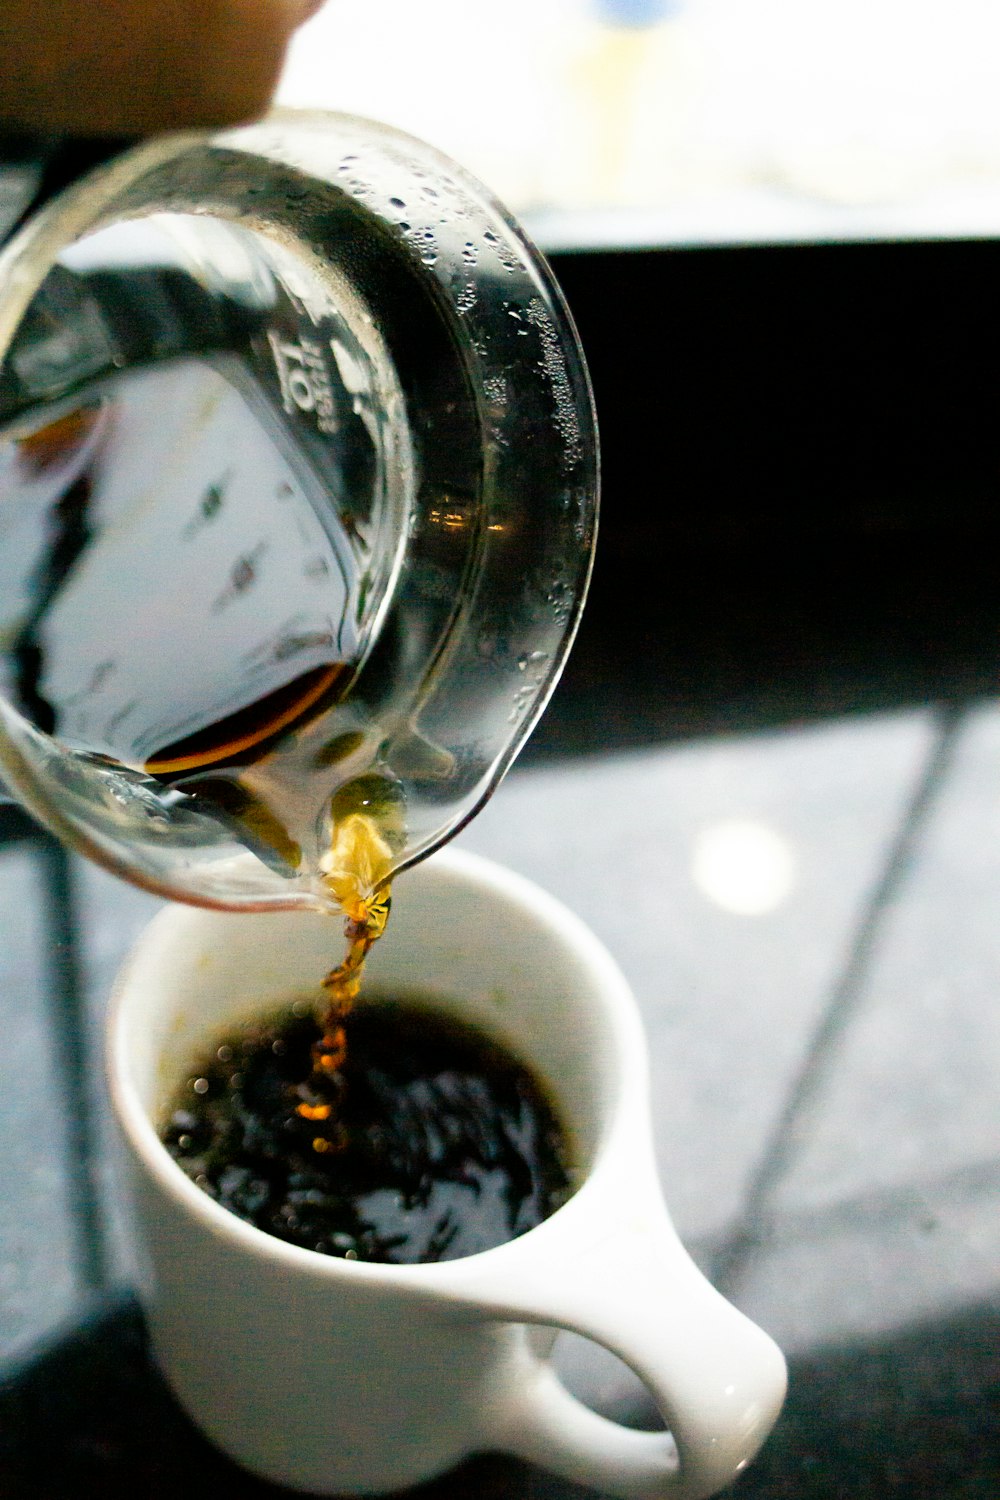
[389, 197, 406, 210]
[192, 1077, 210, 1096]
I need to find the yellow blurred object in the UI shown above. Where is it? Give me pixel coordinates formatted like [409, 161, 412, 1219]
[322, 811, 394, 923]
[543, 10, 703, 210]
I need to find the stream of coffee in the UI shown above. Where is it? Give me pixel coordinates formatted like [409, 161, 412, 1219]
[296, 810, 394, 1138]
[159, 808, 574, 1263]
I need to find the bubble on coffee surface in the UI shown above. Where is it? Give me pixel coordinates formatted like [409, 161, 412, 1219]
[161, 998, 573, 1264]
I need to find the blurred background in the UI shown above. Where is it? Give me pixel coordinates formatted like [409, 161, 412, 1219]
[281, 0, 1000, 248]
[279, 0, 1000, 721]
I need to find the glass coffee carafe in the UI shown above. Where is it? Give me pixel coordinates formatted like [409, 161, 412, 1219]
[0, 112, 598, 912]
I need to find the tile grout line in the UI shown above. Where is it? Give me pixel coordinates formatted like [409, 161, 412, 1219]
[710, 701, 968, 1301]
[39, 836, 110, 1297]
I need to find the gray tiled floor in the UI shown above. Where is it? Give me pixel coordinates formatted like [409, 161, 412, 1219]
[458, 709, 937, 1249]
[734, 1176, 1000, 1356]
[74, 866, 163, 1291]
[0, 696, 998, 1494]
[735, 701, 1000, 1353]
[0, 848, 79, 1364]
[772, 704, 1000, 1215]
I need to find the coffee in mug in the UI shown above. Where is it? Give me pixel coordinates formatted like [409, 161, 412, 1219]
[161, 995, 573, 1264]
[108, 848, 787, 1499]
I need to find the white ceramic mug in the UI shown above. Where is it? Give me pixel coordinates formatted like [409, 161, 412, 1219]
[107, 847, 786, 1499]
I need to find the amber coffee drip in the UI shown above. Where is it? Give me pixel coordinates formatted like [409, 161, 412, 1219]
[295, 812, 393, 1143]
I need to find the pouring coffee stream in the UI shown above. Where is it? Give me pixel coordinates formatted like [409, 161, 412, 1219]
[297, 809, 394, 1127]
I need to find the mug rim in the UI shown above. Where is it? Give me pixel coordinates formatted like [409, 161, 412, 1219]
[106, 845, 648, 1290]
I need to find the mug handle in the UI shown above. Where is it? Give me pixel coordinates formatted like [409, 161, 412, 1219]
[469, 1184, 787, 1500]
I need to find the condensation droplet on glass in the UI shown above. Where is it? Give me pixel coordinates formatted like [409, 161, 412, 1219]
[414, 229, 437, 266]
[389, 197, 406, 210]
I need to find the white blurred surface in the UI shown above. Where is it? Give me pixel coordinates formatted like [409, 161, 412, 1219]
[279, 0, 1000, 245]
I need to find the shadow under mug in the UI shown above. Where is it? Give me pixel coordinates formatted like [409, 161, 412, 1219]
[107, 846, 787, 1499]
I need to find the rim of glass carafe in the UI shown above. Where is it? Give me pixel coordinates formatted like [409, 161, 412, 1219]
[0, 109, 600, 909]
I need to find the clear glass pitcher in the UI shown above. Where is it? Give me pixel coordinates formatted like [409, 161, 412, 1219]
[0, 112, 598, 912]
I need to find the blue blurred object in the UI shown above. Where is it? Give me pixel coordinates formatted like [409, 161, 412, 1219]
[593, 0, 681, 26]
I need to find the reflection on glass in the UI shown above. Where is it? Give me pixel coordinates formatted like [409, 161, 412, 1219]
[0, 209, 405, 895]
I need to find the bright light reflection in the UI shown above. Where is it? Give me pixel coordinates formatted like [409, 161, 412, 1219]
[691, 819, 795, 916]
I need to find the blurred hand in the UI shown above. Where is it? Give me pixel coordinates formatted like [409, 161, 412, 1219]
[0, 0, 325, 135]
